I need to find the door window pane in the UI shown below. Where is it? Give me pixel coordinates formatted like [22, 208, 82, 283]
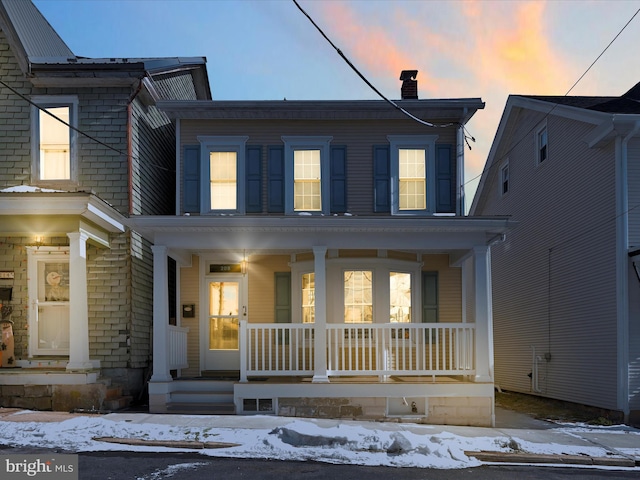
[344, 270, 372, 323]
[210, 151, 237, 210]
[209, 281, 239, 350]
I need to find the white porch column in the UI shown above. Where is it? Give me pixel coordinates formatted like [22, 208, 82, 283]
[473, 245, 494, 382]
[150, 245, 172, 382]
[312, 246, 329, 383]
[66, 231, 93, 371]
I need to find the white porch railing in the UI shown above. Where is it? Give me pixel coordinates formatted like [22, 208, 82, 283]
[241, 323, 315, 380]
[239, 321, 475, 380]
[168, 325, 189, 370]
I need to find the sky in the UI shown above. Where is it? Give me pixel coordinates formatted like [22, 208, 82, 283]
[32, 0, 640, 203]
[0, 410, 639, 472]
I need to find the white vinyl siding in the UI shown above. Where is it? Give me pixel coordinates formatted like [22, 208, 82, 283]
[478, 112, 619, 410]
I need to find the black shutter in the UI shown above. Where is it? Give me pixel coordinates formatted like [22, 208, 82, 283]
[330, 145, 347, 213]
[246, 145, 262, 213]
[183, 145, 200, 213]
[267, 146, 285, 213]
[373, 145, 390, 213]
[435, 144, 455, 213]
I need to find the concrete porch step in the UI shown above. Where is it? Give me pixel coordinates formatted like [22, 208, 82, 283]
[103, 395, 133, 411]
[170, 390, 234, 404]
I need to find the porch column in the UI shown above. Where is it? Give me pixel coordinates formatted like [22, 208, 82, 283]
[473, 245, 493, 382]
[312, 246, 329, 383]
[150, 245, 172, 382]
[66, 232, 93, 371]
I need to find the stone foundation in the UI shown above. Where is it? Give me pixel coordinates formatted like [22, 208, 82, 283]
[0, 383, 111, 412]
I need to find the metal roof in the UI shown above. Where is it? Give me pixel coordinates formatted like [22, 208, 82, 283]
[0, 0, 74, 59]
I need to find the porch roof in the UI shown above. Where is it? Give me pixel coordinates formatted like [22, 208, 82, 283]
[128, 215, 514, 255]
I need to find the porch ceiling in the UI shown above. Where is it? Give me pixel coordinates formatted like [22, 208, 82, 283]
[128, 215, 514, 252]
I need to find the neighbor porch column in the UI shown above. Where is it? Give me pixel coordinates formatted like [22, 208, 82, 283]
[473, 245, 493, 382]
[312, 246, 329, 383]
[66, 232, 93, 371]
[150, 245, 172, 382]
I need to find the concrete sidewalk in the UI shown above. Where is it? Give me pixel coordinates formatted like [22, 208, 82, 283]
[1, 406, 639, 468]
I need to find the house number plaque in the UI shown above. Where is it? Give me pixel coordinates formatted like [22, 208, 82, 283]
[209, 264, 241, 273]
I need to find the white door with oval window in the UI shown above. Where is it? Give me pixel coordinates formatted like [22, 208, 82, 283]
[202, 273, 246, 371]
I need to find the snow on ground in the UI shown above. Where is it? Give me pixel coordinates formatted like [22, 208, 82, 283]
[0, 412, 637, 470]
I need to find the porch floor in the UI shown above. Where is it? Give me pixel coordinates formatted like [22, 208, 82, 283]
[179, 374, 473, 385]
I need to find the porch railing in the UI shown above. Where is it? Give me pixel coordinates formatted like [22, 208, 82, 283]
[168, 325, 189, 370]
[240, 321, 475, 380]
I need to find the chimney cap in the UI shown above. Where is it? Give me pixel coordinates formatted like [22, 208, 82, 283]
[400, 70, 418, 81]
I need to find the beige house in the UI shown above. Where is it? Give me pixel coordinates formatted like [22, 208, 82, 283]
[130, 74, 514, 426]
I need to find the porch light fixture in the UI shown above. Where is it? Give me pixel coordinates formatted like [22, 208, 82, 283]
[32, 236, 44, 249]
[241, 251, 247, 275]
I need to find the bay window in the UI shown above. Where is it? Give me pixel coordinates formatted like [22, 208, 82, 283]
[344, 270, 373, 323]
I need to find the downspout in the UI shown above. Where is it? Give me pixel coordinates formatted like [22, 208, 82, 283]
[457, 122, 466, 215]
[617, 119, 640, 422]
[127, 78, 145, 216]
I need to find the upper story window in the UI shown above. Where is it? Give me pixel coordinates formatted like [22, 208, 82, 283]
[31, 96, 78, 184]
[283, 136, 332, 215]
[388, 135, 438, 215]
[536, 125, 548, 165]
[294, 150, 321, 211]
[500, 161, 509, 196]
[198, 136, 248, 214]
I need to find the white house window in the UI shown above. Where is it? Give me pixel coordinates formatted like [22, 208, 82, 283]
[500, 161, 509, 196]
[198, 136, 248, 214]
[390, 272, 411, 323]
[282, 136, 332, 215]
[399, 149, 426, 210]
[210, 151, 237, 210]
[32, 96, 78, 183]
[537, 126, 548, 164]
[302, 272, 315, 324]
[388, 135, 438, 215]
[344, 270, 373, 323]
[294, 150, 321, 211]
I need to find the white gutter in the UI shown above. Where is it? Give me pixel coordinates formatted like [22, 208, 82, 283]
[616, 119, 640, 421]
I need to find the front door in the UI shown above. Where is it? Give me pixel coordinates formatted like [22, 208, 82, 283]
[27, 248, 70, 356]
[203, 274, 245, 371]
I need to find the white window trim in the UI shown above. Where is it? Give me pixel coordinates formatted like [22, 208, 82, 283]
[198, 135, 249, 215]
[291, 257, 422, 324]
[535, 123, 548, 166]
[500, 160, 509, 197]
[31, 95, 79, 184]
[387, 135, 439, 215]
[282, 136, 333, 215]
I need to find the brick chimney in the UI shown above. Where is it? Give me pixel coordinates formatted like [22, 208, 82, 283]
[400, 70, 418, 99]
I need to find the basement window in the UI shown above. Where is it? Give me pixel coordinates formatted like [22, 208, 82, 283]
[243, 398, 274, 413]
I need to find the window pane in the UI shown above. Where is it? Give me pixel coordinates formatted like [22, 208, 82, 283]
[40, 107, 70, 180]
[344, 270, 372, 323]
[294, 150, 321, 211]
[390, 272, 411, 323]
[210, 151, 237, 210]
[399, 149, 426, 210]
[302, 272, 315, 324]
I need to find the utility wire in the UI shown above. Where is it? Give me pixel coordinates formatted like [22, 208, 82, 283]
[0, 78, 175, 173]
[292, 0, 456, 129]
[463, 6, 640, 198]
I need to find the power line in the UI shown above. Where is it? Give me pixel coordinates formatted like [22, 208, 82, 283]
[464, 6, 640, 197]
[292, 0, 457, 130]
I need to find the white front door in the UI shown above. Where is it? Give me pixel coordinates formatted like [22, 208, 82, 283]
[202, 274, 245, 371]
[27, 248, 70, 356]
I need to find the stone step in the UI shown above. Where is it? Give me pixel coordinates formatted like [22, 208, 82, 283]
[102, 395, 133, 412]
[170, 390, 234, 404]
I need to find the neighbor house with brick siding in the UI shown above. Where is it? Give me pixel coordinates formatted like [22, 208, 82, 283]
[129, 71, 515, 426]
[0, 0, 210, 410]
